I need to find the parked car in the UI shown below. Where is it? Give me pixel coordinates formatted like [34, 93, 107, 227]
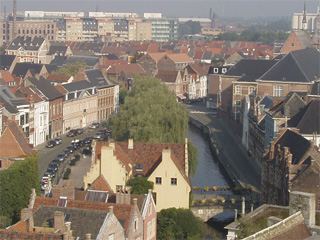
[44, 170, 54, 179]
[82, 146, 92, 155]
[40, 182, 47, 191]
[46, 140, 56, 148]
[43, 173, 52, 180]
[56, 153, 65, 162]
[89, 122, 99, 129]
[55, 137, 62, 145]
[63, 149, 70, 157]
[51, 158, 60, 166]
[46, 167, 56, 177]
[83, 137, 92, 144]
[67, 129, 78, 137]
[76, 128, 84, 134]
[66, 145, 75, 153]
[48, 163, 59, 172]
[93, 132, 103, 139]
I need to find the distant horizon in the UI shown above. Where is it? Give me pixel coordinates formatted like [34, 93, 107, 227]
[0, 0, 319, 20]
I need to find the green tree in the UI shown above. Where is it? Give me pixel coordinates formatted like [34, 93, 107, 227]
[157, 208, 204, 240]
[126, 177, 154, 194]
[54, 61, 87, 76]
[108, 74, 198, 176]
[179, 20, 202, 37]
[0, 154, 40, 225]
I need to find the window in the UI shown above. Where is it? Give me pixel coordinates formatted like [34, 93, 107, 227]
[20, 115, 24, 125]
[148, 203, 152, 216]
[249, 86, 256, 96]
[25, 113, 29, 124]
[171, 178, 177, 185]
[134, 218, 138, 231]
[235, 86, 242, 95]
[155, 177, 162, 185]
[273, 85, 283, 97]
[235, 100, 241, 107]
[108, 234, 114, 240]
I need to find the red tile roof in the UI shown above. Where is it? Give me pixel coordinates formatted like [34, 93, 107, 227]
[106, 63, 145, 75]
[47, 73, 71, 83]
[89, 174, 114, 193]
[155, 70, 179, 83]
[0, 120, 34, 158]
[0, 229, 62, 240]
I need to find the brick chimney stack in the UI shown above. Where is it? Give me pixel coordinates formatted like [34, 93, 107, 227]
[54, 211, 65, 232]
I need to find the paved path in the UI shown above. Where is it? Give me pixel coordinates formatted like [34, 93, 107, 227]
[186, 103, 261, 193]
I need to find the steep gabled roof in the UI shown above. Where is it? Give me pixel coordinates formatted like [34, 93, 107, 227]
[288, 100, 320, 134]
[34, 205, 109, 240]
[225, 59, 277, 79]
[0, 54, 16, 70]
[33, 197, 133, 231]
[6, 36, 45, 51]
[12, 63, 43, 77]
[155, 70, 179, 83]
[89, 174, 113, 193]
[259, 48, 320, 83]
[0, 120, 34, 158]
[28, 77, 63, 100]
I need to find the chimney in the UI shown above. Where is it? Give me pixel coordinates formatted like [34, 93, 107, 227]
[109, 206, 114, 215]
[185, 138, 189, 177]
[287, 153, 293, 166]
[133, 198, 138, 207]
[21, 208, 34, 232]
[54, 211, 65, 232]
[128, 138, 133, 149]
[116, 188, 131, 204]
[86, 234, 92, 240]
[270, 142, 275, 160]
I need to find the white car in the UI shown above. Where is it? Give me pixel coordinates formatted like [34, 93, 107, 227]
[89, 122, 99, 129]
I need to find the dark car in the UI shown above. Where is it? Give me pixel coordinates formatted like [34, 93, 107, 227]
[48, 163, 59, 172]
[106, 128, 112, 134]
[63, 149, 70, 157]
[83, 137, 92, 144]
[55, 137, 62, 145]
[66, 145, 75, 153]
[51, 158, 60, 166]
[56, 153, 65, 162]
[46, 168, 55, 178]
[46, 140, 56, 148]
[82, 146, 92, 155]
[67, 129, 78, 137]
[76, 128, 84, 134]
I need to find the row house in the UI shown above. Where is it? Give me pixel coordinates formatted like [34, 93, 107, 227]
[0, 84, 30, 138]
[264, 92, 307, 150]
[15, 86, 50, 146]
[184, 63, 208, 99]
[84, 138, 191, 211]
[247, 95, 274, 165]
[137, 52, 193, 75]
[23, 77, 64, 139]
[262, 128, 320, 210]
[5, 36, 51, 64]
[155, 70, 184, 99]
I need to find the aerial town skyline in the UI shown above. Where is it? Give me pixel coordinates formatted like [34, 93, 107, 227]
[1, 0, 319, 19]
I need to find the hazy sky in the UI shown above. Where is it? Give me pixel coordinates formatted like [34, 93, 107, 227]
[1, 0, 320, 19]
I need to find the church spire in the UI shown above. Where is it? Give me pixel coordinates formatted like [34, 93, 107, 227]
[302, 1, 308, 30]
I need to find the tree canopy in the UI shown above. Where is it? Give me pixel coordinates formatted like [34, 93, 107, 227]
[179, 20, 202, 38]
[54, 61, 87, 76]
[109, 75, 189, 143]
[126, 177, 154, 194]
[0, 154, 40, 227]
[157, 208, 204, 240]
[108, 74, 198, 176]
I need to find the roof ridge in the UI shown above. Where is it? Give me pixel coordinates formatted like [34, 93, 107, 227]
[290, 51, 311, 82]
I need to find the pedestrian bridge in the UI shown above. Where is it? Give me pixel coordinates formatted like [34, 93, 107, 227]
[191, 193, 259, 222]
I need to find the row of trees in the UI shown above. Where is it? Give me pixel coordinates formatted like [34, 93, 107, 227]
[216, 30, 289, 44]
[0, 155, 40, 227]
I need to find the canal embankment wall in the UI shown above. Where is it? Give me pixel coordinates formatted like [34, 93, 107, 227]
[189, 115, 245, 189]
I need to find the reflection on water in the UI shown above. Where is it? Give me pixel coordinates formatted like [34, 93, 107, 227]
[188, 124, 230, 240]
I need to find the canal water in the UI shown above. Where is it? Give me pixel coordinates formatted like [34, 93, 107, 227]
[188, 124, 229, 240]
